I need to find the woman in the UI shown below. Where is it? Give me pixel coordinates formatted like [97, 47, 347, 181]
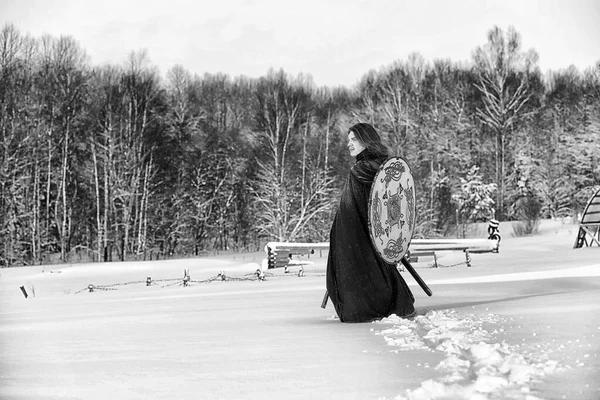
[326, 123, 415, 323]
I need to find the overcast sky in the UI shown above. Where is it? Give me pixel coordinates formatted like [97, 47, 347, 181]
[1, 0, 599, 87]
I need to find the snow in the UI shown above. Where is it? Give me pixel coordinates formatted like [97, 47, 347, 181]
[1, 220, 599, 399]
[373, 310, 562, 399]
[425, 264, 600, 285]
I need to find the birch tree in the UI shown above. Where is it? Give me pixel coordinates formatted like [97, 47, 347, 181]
[88, 65, 122, 261]
[114, 50, 160, 260]
[40, 35, 89, 261]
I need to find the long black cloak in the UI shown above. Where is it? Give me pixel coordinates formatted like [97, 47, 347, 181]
[326, 149, 415, 323]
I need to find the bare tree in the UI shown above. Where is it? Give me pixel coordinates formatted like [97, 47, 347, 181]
[472, 26, 539, 217]
[0, 24, 25, 265]
[253, 70, 335, 241]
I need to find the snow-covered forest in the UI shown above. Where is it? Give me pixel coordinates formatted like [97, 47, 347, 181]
[1, 23, 599, 266]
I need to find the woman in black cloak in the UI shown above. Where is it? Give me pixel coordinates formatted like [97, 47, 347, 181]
[326, 123, 415, 323]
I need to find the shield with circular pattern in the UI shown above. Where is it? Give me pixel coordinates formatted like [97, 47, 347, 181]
[368, 156, 416, 264]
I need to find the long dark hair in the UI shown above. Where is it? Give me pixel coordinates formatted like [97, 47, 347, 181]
[348, 123, 389, 158]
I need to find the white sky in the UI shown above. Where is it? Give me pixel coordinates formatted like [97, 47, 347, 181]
[1, 0, 599, 87]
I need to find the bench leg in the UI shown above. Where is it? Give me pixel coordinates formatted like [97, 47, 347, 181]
[465, 249, 471, 267]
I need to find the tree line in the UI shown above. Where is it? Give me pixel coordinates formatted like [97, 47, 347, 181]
[1, 23, 599, 266]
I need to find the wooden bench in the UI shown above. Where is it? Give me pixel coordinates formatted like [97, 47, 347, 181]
[407, 238, 499, 267]
[265, 238, 499, 269]
[264, 242, 329, 269]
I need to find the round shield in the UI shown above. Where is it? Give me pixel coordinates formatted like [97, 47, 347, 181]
[367, 156, 416, 264]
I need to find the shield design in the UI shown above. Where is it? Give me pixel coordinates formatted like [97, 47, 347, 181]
[368, 157, 416, 264]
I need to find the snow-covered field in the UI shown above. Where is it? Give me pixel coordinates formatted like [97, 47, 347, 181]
[1, 220, 599, 400]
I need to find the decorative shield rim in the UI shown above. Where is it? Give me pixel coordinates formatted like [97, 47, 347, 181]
[367, 156, 416, 264]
